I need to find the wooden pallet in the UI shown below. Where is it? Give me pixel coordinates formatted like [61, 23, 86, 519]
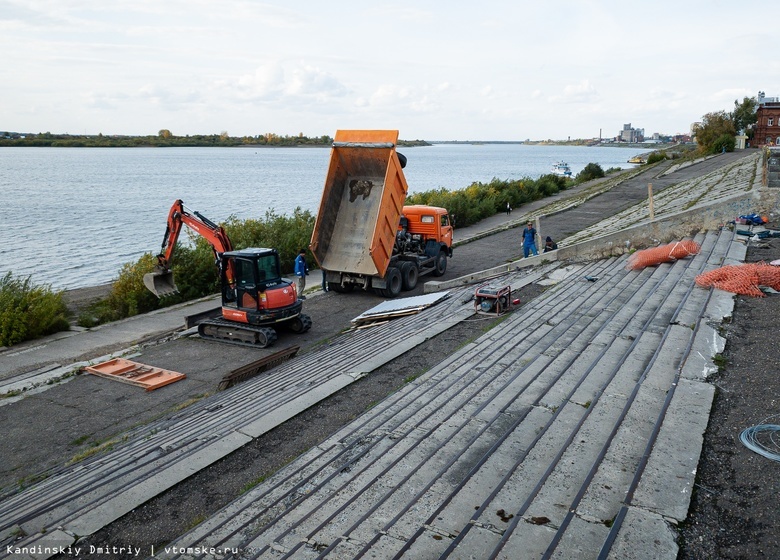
[84, 358, 186, 391]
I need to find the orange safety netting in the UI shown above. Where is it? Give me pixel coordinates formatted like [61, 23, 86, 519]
[627, 240, 701, 271]
[695, 262, 780, 298]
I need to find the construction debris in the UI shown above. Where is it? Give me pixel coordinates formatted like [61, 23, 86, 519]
[218, 346, 300, 390]
[351, 292, 450, 327]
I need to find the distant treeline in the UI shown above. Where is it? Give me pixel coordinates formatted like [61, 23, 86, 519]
[0, 131, 431, 148]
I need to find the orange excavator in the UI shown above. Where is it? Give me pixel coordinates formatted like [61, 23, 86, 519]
[143, 199, 312, 347]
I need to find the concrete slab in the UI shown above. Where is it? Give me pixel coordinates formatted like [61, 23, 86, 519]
[573, 388, 668, 524]
[606, 506, 679, 560]
[545, 515, 611, 560]
[5, 529, 77, 560]
[632, 378, 715, 521]
[680, 322, 726, 381]
[239, 374, 356, 438]
[53, 430, 253, 537]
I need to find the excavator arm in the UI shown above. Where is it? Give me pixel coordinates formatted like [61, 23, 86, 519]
[144, 199, 235, 297]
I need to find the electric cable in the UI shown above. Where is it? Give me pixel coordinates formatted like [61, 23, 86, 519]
[739, 419, 780, 462]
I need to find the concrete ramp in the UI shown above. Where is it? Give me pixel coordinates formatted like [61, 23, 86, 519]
[156, 228, 739, 559]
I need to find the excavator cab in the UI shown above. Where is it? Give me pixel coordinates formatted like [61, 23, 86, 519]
[220, 248, 291, 312]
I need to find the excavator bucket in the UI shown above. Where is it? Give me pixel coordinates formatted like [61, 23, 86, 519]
[143, 268, 179, 297]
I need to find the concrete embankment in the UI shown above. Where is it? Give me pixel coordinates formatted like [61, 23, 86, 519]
[0, 150, 773, 559]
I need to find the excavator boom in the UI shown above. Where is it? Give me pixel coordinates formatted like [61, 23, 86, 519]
[144, 199, 234, 297]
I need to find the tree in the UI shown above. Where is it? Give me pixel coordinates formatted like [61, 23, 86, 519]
[158, 129, 172, 139]
[731, 96, 758, 137]
[693, 111, 736, 154]
[712, 134, 736, 154]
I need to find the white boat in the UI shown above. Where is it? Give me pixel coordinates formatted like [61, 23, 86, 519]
[551, 161, 572, 177]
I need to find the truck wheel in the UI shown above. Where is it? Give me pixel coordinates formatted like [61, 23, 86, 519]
[400, 261, 419, 290]
[432, 250, 447, 277]
[329, 282, 354, 293]
[383, 266, 403, 298]
[287, 313, 312, 333]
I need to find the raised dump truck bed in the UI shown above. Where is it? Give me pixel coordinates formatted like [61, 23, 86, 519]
[311, 130, 453, 297]
[311, 130, 407, 277]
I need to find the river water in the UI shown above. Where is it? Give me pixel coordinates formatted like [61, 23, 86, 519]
[0, 144, 645, 290]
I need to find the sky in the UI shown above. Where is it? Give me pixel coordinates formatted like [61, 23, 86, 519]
[1, 0, 777, 142]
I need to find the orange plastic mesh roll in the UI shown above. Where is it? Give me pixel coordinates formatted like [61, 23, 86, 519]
[695, 262, 780, 298]
[627, 240, 701, 271]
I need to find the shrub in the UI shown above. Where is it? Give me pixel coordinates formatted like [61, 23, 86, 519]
[81, 209, 317, 326]
[710, 134, 735, 154]
[646, 151, 667, 165]
[75, 254, 164, 327]
[576, 163, 605, 182]
[406, 174, 571, 228]
[0, 273, 70, 347]
[537, 175, 565, 197]
[218, 207, 316, 274]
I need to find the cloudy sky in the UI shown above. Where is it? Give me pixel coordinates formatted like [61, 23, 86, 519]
[1, 0, 775, 141]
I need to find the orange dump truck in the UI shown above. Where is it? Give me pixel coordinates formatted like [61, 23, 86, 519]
[309, 130, 453, 297]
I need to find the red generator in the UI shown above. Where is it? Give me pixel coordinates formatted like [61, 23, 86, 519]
[474, 283, 512, 316]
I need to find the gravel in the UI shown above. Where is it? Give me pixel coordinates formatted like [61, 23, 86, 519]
[678, 235, 780, 559]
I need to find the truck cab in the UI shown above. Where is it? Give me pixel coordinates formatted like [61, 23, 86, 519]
[400, 205, 453, 256]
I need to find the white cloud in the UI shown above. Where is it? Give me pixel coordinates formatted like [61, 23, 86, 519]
[232, 64, 287, 102]
[549, 80, 599, 104]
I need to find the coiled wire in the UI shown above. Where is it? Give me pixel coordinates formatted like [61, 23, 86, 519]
[739, 421, 780, 462]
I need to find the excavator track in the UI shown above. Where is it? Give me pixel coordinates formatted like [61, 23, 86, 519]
[286, 313, 313, 334]
[198, 317, 279, 348]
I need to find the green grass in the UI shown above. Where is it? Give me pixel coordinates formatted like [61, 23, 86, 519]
[70, 435, 90, 446]
[66, 435, 129, 466]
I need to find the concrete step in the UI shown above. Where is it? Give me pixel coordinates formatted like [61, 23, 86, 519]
[564, 153, 761, 246]
[156, 228, 736, 559]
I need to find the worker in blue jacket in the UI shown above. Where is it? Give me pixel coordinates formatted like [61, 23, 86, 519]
[294, 248, 309, 299]
[522, 221, 539, 258]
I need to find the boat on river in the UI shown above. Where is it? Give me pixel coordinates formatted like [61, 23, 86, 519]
[551, 161, 572, 177]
